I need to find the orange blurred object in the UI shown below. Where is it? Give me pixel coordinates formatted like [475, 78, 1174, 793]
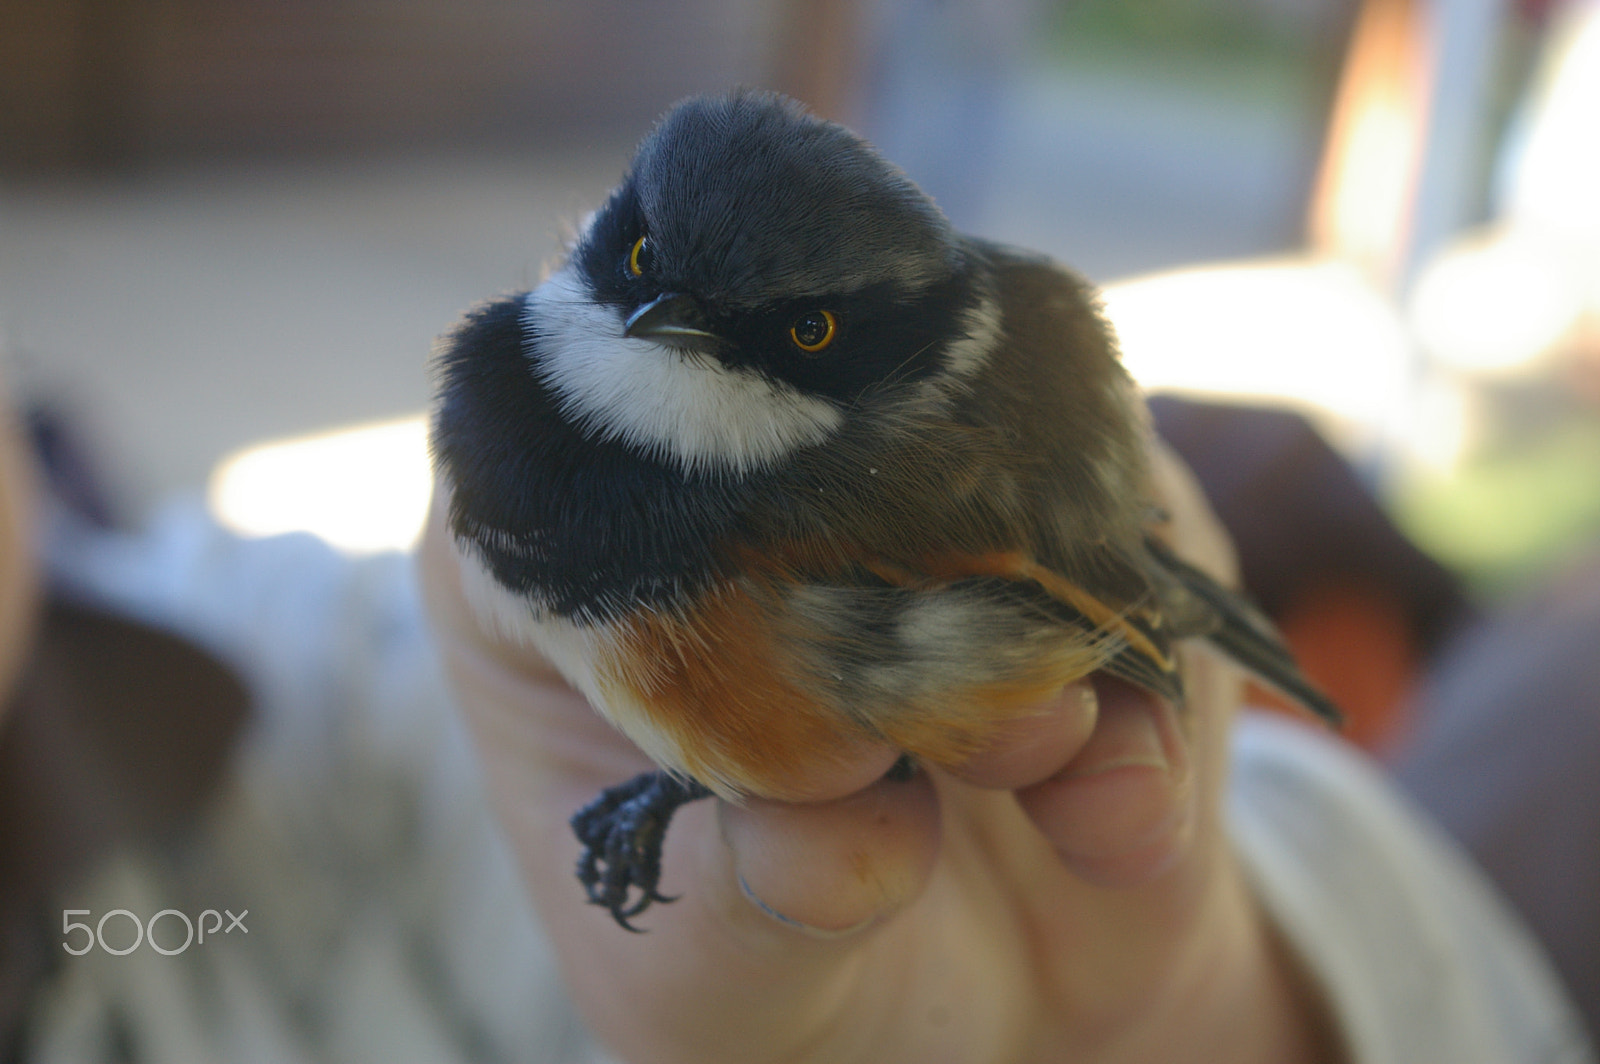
[1246, 581, 1422, 752]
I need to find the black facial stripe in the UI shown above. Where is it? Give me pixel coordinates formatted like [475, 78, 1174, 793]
[576, 181, 649, 310]
[432, 294, 753, 621]
[574, 178, 983, 405]
[711, 273, 981, 403]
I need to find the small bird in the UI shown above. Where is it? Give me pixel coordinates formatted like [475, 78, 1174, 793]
[431, 91, 1339, 930]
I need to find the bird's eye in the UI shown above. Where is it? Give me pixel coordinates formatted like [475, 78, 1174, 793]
[627, 235, 653, 277]
[789, 310, 837, 353]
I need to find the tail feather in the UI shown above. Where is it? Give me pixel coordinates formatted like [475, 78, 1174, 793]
[1145, 536, 1344, 728]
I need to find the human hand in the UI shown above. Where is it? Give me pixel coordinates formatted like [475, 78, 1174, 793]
[417, 441, 1340, 1064]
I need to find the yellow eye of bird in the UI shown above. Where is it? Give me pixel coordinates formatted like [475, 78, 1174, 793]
[790, 309, 837, 353]
[628, 235, 650, 277]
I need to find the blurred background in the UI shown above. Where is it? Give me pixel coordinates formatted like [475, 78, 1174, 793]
[5, 0, 1600, 1046]
[2, 0, 1598, 740]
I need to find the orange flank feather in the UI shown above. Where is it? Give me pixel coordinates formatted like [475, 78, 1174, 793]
[868, 671, 1088, 770]
[592, 545, 1129, 801]
[599, 575, 872, 802]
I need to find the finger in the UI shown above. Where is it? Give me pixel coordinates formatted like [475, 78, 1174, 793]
[943, 681, 1099, 790]
[1015, 672, 1197, 888]
[715, 770, 942, 938]
[751, 742, 909, 804]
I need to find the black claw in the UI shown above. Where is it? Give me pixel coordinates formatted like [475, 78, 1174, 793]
[571, 771, 715, 929]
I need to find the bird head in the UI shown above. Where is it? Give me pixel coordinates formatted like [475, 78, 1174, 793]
[530, 91, 996, 478]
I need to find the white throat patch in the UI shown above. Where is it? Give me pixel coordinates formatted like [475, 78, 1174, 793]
[526, 268, 844, 477]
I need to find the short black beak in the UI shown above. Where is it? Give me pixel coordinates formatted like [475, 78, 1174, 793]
[623, 293, 720, 347]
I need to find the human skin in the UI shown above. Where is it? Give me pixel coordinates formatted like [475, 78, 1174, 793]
[0, 381, 37, 726]
[417, 442, 1344, 1064]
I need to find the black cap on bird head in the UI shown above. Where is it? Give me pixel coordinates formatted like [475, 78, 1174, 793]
[576, 91, 959, 312]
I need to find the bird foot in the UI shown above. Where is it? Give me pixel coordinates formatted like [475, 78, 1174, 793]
[571, 771, 714, 930]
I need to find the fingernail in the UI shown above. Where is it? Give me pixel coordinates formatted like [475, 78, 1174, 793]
[736, 874, 877, 940]
[1060, 702, 1169, 780]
